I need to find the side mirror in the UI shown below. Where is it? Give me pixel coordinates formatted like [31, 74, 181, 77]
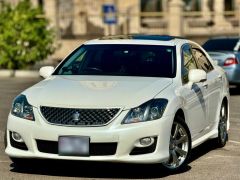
[189, 69, 207, 84]
[39, 66, 54, 78]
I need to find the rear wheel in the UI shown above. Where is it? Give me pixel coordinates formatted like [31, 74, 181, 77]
[162, 117, 191, 171]
[215, 102, 228, 147]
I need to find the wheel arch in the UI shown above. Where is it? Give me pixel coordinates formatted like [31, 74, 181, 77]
[173, 108, 192, 142]
[222, 96, 228, 108]
[174, 109, 185, 122]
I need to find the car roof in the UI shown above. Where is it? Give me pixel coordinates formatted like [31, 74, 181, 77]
[85, 34, 189, 46]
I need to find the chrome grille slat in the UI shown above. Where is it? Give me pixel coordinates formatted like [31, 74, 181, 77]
[40, 106, 120, 126]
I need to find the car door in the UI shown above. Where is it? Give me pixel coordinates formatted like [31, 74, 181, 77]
[192, 47, 222, 129]
[179, 44, 209, 140]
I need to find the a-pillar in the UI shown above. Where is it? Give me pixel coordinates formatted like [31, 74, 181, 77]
[168, 0, 184, 36]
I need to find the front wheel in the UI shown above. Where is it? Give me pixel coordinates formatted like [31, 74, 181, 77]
[162, 117, 191, 171]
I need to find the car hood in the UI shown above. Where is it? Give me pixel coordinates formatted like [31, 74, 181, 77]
[24, 76, 172, 109]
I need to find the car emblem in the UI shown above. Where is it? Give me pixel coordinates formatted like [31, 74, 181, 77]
[72, 111, 80, 121]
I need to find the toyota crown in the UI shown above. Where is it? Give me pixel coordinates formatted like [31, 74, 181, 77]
[5, 35, 230, 171]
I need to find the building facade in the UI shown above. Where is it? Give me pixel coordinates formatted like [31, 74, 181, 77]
[7, 0, 240, 60]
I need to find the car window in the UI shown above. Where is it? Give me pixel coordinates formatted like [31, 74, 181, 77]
[54, 45, 176, 78]
[203, 38, 239, 51]
[192, 48, 213, 73]
[182, 45, 197, 84]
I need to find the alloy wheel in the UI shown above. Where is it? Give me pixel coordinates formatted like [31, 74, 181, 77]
[219, 104, 227, 144]
[163, 121, 189, 170]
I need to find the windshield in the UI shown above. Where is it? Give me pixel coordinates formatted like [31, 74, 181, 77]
[203, 39, 239, 51]
[54, 44, 176, 78]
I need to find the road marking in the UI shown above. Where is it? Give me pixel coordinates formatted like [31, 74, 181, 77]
[229, 140, 240, 144]
[205, 155, 240, 159]
[229, 117, 240, 120]
[231, 112, 240, 115]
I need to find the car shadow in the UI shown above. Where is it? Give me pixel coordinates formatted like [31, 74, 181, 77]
[10, 159, 191, 179]
[10, 140, 221, 179]
[189, 139, 218, 163]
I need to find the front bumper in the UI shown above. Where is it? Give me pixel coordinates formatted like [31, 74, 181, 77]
[5, 108, 174, 164]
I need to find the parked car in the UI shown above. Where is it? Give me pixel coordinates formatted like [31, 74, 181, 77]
[5, 35, 229, 171]
[203, 37, 240, 87]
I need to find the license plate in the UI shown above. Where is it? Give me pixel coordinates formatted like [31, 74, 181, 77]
[58, 136, 90, 156]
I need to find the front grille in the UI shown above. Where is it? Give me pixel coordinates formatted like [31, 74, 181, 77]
[36, 140, 117, 156]
[40, 106, 120, 126]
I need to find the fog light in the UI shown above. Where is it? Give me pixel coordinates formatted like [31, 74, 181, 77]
[140, 137, 153, 146]
[12, 132, 23, 143]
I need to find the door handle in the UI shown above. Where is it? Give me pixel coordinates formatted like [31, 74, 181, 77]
[217, 75, 222, 81]
[203, 83, 208, 89]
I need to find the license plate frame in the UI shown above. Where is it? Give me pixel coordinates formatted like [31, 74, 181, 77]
[58, 136, 90, 156]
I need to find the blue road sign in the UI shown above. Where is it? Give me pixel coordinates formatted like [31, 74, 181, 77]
[102, 4, 117, 24]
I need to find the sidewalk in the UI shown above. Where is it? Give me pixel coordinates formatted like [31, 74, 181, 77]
[0, 70, 39, 78]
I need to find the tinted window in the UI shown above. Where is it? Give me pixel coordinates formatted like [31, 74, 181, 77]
[54, 45, 176, 78]
[203, 38, 239, 51]
[192, 49, 213, 72]
[182, 45, 197, 84]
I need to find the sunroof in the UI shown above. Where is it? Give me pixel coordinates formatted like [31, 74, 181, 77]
[99, 34, 183, 41]
[133, 35, 176, 41]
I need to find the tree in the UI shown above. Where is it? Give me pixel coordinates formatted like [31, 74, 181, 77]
[0, 0, 56, 70]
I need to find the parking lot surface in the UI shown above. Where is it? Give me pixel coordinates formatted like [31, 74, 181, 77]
[0, 77, 240, 180]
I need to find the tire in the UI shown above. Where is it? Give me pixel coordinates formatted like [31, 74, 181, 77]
[162, 116, 192, 172]
[214, 102, 228, 148]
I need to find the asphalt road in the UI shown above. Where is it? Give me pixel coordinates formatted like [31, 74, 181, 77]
[0, 77, 240, 180]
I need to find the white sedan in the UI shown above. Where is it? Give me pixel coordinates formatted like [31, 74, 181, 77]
[5, 35, 229, 171]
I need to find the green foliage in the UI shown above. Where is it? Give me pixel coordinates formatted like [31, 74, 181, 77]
[0, 0, 56, 70]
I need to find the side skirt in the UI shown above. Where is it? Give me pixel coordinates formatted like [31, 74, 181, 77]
[192, 129, 218, 149]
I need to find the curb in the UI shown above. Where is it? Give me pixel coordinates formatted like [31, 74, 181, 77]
[0, 70, 39, 78]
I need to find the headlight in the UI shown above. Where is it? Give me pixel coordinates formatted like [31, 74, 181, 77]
[122, 99, 168, 124]
[11, 94, 35, 121]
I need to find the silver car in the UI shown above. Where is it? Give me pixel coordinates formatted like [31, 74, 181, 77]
[203, 37, 240, 88]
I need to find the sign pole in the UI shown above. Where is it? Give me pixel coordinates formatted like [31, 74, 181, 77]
[102, 4, 117, 36]
[108, 24, 111, 35]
